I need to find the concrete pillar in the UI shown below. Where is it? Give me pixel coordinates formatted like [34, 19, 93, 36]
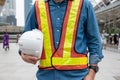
[0, 0, 6, 5]
[0, 0, 6, 13]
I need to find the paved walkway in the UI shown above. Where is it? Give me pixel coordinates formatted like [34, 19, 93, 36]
[0, 43, 120, 80]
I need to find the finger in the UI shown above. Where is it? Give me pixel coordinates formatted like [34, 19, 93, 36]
[28, 56, 39, 62]
[22, 52, 39, 60]
[21, 52, 39, 64]
[29, 59, 37, 64]
[24, 55, 39, 64]
[30, 57, 40, 64]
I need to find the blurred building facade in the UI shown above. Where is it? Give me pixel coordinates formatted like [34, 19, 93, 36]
[0, 0, 16, 26]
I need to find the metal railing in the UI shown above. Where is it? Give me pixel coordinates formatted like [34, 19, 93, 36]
[0, 26, 23, 33]
[0, 26, 23, 43]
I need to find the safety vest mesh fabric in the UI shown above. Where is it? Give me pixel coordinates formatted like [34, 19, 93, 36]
[35, 0, 88, 70]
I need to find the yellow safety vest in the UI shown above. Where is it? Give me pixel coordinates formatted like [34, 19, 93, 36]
[35, 0, 88, 70]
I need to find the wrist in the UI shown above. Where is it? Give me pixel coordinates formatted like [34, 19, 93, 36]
[88, 69, 96, 78]
[89, 65, 99, 73]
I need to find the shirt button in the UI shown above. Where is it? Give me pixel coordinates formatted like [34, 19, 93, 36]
[57, 30, 60, 32]
[57, 6, 60, 8]
[57, 18, 60, 20]
[56, 42, 59, 44]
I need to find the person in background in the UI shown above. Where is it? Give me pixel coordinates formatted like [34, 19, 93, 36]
[16, 34, 20, 43]
[19, 0, 104, 80]
[113, 33, 118, 46]
[3, 32, 9, 50]
[109, 33, 112, 45]
[101, 30, 107, 49]
[118, 33, 120, 50]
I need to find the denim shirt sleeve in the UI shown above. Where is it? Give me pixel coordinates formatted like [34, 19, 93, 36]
[85, 1, 104, 64]
[23, 4, 38, 32]
[18, 4, 38, 55]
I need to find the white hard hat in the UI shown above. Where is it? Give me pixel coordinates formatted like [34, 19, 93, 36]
[18, 29, 43, 58]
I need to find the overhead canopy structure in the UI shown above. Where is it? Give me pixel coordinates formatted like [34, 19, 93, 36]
[95, 0, 120, 22]
[90, 0, 120, 33]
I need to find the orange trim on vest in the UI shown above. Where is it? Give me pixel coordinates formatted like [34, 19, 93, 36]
[35, 1, 41, 30]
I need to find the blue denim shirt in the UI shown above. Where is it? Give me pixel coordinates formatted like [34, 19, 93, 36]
[23, 0, 103, 79]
